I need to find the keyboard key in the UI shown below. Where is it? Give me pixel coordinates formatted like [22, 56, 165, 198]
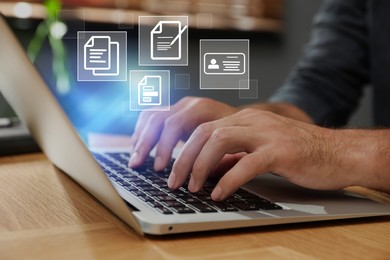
[130, 190, 145, 197]
[235, 189, 258, 198]
[131, 180, 149, 186]
[155, 195, 176, 201]
[122, 176, 139, 182]
[167, 190, 188, 198]
[147, 191, 167, 197]
[240, 197, 282, 210]
[231, 203, 261, 211]
[202, 187, 215, 193]
[123, 185, 138, 192]
[225, 197, 244, 203]
[193, 194, 212, 202]
[155, 207, 173, 215]
[190, 203, 217, 213]
[179, 196, 202, 204]
[170, 207, 195, 214]
[203, 181, 217, 188]
[138, 194, 154, 202]
[161, 200, 185, 208]
[147, 200, 163, 208]
[208, 201, 239, 212]
[258, 203, 282, 210]
[109, 176, 122, 182]
[139, 186, 159, 192]
[149, 178, 167, 185]
[193, 190, 210, 196]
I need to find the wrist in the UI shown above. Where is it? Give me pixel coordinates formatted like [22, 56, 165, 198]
[337, 129, 388, 191]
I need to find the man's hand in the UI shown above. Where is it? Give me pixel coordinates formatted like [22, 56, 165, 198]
[128, 97, 238, 171]
[168, 108, 358, 201]
[129, 97, 390, 199]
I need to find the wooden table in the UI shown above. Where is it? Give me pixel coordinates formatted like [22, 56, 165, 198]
[1, 153, 390, 259]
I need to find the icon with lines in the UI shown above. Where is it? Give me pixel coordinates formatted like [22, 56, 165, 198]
[77, 31, 127, 81]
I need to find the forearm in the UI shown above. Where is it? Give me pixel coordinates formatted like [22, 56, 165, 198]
[331, 128, 390, 193]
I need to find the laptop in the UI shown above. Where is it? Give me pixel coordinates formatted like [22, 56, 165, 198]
[1, 15, 390, 236]
[0, 93, 39, 155]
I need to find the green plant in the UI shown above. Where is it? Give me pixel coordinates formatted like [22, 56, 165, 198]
[27, 0, 71, 94]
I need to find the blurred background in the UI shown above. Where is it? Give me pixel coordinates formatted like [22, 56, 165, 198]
[0, 0, 372, 141]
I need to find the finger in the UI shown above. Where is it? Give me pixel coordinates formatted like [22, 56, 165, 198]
[168, 113, 245, 189]
[129, 113, 166, 168]
[129, 110, 155, 153]
[211, 151, 274, 201]
[130, 98, 196, 169]
[168, 122, 215, 189]
[189, 127, 257, 192]
[154, 114, 185, 171]
[130, 107, 173, 153]
[210, 153, 246, 178]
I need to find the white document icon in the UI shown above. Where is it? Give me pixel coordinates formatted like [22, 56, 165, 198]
[84, 36, 119, 76]
[150, 21, 187, 60]
[138, 76, 162, 106]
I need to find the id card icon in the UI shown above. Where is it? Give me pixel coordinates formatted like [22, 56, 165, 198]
[200, 39, 249, 90]
[138, 76, 162, 106]
[204, 53, 246, 75]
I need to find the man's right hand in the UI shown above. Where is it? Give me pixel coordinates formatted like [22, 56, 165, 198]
[128, 97, 239, 171]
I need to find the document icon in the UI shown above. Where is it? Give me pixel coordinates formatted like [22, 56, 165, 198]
[150, 21, 187, 60]
[138, 76, 162, 106]
[130, 70, 170, 111]
[77, 31, 127, 81]
[84, 36, 119, 76]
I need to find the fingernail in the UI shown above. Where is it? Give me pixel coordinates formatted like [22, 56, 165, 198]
[128, 152, 138, 167]
[154, 156, 163, 171]
[211, 186, 223, 201]
[168, 172, 177, 189]
[188, 177, 196, 192]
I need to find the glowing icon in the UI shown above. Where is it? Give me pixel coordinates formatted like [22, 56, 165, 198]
[204, 53, 245, 75]
[138, 76, 162, 106]
[129, 70, 170, 111]
[138, 16, 188, 66]
[151, 21, 187, 60]
[77, 31, 127, 81]
[200, 39, 249, 90]
[84, 36, 119, 76]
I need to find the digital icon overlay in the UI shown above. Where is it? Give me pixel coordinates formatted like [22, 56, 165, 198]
[129, 70, 170, 111]
[139, 16, 188, 66]
[200, 39, 250, 89]
[84, 36, 119, 76]
[151, 21, 187, 60]
[204, 53, 246, 75]
[77, 31, 127, 81]
[138, 76, 162, 106]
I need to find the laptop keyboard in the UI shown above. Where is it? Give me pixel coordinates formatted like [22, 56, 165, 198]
[93, 152, 282, 215]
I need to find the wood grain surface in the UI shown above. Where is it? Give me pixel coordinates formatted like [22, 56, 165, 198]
[1, 153, 390, 259]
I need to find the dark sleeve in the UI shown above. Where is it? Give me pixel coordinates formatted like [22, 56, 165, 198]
[269, 0, 370, 127]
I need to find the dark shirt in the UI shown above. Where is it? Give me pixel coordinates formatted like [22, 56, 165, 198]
[270, 0, 390, 127]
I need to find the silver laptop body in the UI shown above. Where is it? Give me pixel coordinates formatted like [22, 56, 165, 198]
[1, 15, 390, 235]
